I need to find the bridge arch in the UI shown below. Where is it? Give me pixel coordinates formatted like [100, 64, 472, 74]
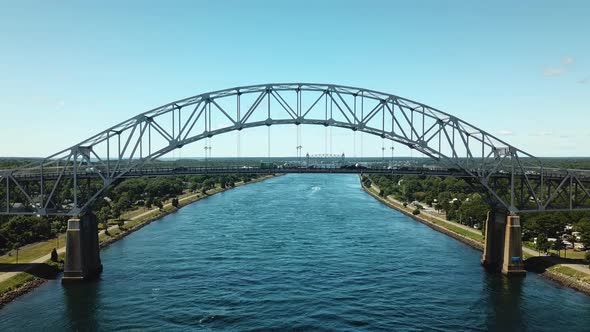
[2, 83, 552, 215]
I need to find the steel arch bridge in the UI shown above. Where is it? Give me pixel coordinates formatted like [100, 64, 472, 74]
[2, 83, 590, 216]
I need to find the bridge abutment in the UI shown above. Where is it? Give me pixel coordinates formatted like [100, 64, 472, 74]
[62, 213, 103, 283]
[481, 210, 525, 276]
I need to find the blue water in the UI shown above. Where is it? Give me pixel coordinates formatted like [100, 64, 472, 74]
[2, 174, 590, 331]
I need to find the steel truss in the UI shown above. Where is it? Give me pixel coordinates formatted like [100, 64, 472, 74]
[1, 83, 589, 216]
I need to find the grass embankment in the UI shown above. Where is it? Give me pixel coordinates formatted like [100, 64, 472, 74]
[0, 234, 65, 265]
[365, 184, 484, 244]
[0, 253, 64, 299]
[364, 177, 590, 295]
[0, 174, 276, 304]
[550, 265, 590, 282]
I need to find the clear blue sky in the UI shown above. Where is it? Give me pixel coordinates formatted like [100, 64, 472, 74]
[0, 0, 588, 158]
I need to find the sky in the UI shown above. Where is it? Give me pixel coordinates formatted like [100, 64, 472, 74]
[0, 0, 588, 158]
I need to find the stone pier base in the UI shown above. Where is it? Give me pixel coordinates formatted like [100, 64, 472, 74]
[502, 215, 526, 275]
[481, 210, 525, 276]
[62, 213, 102, 283]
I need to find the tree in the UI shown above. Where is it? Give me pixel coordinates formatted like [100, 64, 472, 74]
[172, 198, 179, 208]
[97, 206, 112, 225]
[576, 217, 590, 248]
[536, 234, 548, 256]
[412, 208, 420, 215]
[145, 197, 154, 209]
[552, 239, 564, 257]
[458, 195, 488, 227]
[13, 242, 20, 264]
[155, 201, 163, 210]
[433, 203, 441, 213]
[437, 192, 452, 213]
[111, 205, 122, 221]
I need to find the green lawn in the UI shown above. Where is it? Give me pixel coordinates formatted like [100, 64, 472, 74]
[0, 234, 65, 264]
[0, 272, 36, 294]
[550, 265, 590, 283]
[435, 221, 483, 242]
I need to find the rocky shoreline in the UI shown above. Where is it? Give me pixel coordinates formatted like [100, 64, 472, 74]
[0, 174, 278, 309]
[542, 269, 590, 295]
[0, 277, 47, 308]
[361, 178, 590, 297]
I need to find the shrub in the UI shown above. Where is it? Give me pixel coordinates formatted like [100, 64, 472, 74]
[172, 198, 179, 208]
[412, 208, 421, 216]
[403, 202, 408, 208]
[50, 248, 58, 262]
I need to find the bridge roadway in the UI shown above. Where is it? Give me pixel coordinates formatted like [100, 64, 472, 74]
[6, 165, 589, 183]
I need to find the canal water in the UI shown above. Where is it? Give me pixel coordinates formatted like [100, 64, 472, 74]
[2, 174, 590, 331]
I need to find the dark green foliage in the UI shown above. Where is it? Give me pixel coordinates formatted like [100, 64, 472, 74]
[552, 238, 564, 256]
[172, 198, 179, 208]
[50, 248, 58, 262]
[145, 197, 154, 208]
[0, 216, 54, 253]
[97, 206, 112, 224]
[575, 217, 590, 247]
[412, 208, 420, 215]
[458, 194, 488, 227]
[536, 234, 550, 254]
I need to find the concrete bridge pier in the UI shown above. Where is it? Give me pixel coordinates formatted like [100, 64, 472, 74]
[62, 213, 103, 283]
[501, 215, 526, 275]
[481, 210, 525, 276]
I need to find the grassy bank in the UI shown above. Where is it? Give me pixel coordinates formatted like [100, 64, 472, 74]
[362, 176, 590, 296]
[365, 182, 484, 246]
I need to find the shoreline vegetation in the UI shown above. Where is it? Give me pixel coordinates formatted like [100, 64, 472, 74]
[0, 174, 278, 308]
[360, 175, 590, 296]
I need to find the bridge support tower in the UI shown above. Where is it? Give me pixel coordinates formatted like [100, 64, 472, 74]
[62, 213, 103, 282]
[481, 210, 525, 276]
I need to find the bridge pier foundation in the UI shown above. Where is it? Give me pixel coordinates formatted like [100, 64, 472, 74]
[62, 213, 103, 283]
[482, 210, 505, 271]
[481, 210, 525, 276]
[501, 215, 526, 275]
